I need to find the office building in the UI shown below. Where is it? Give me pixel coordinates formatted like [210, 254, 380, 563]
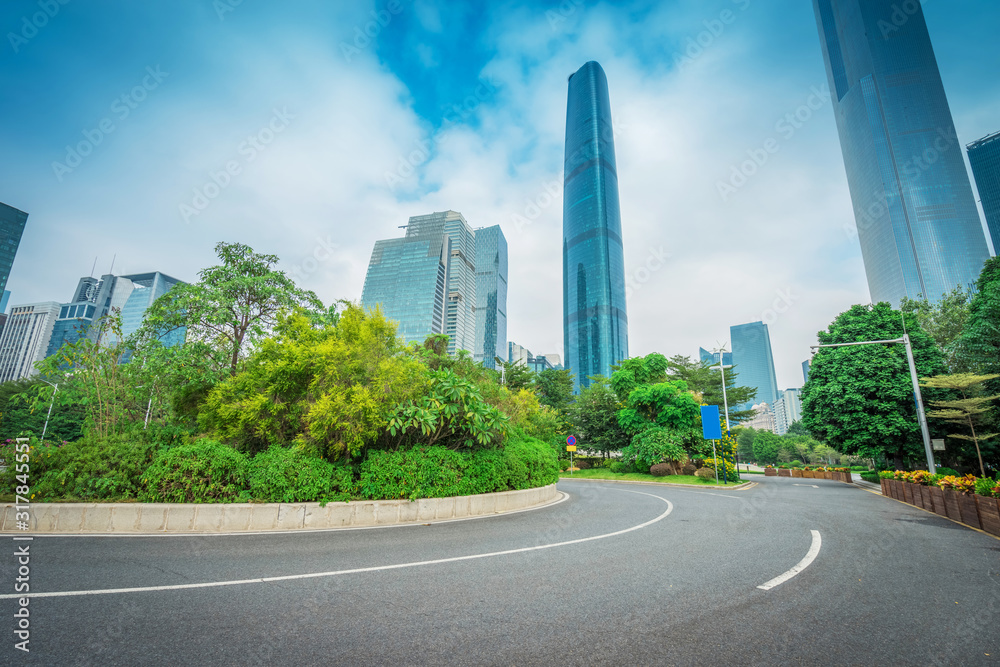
[968, 130, 1000, 252]
[802, 359, 811, 384]
[527, 355, 555, 374]
[473, 225, 508, 369]
[0, 203, 28, 297]
[563, 61, 629, 392]
[508, 342, 532, 367]
[746, 403, 777, 434]
[699, 347, 733, 368]
[730, 321, 779, 411]
[0, 302, 60, 382]
[813, 0, 990, 304]
[361, 211, 476, 353]
[1, 290, 10, 314]
[541, 353, 563, 370]
[775, 388, 803, 436]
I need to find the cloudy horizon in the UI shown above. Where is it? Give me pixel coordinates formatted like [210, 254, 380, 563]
[2, 0, 997, 392]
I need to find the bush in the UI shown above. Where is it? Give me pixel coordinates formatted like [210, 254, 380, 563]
[694, 467, 715, 480]
[860, 471, 880, 484]
[935, 467, 959, 477]
[621, 427, 685, 471]
[609, 461, 632, 474]
[702, 457, 738, 481]
[559, 458, 570, 471]
[649, 463, 672, 477]
[850, 466, 869, 472]
[975, 476, 999, 498]
[575, 460, 591, 470]
[141, 440, 250, 503]
[681, 463, 697, 476]
[247, 446, 354, 503]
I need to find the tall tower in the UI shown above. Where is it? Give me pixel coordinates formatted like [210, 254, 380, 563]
[812, 0, 990, 304]
[562, 61, 628, 392]
[0, 202, 28, 297]
[730, 321, 779, 412]
[967, 131, 1000, 253]
[473, 225, 508, 370]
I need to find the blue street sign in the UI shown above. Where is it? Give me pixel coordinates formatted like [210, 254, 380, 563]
[567, 435, 577, 446]
[701, 405, 722, 440]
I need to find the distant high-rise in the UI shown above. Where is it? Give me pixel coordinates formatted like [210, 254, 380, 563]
[473, 225, 508, 369]
[361, 211, 476, 354]
[0, 203, 28, 297]
[775, 388, 803, 436]
[699, 347, 733, 367]
[0, 302, 60, 382]
[802, 359, 811, 384]
[0, 290, 9, 314]
[563, 61, 628, 392]
[968, 130, 1000, 252]
[508, 342, 532, 366]
[812, 0, 990, 304]
[730, 321, 779, 411]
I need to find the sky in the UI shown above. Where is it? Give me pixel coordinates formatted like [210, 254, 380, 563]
[1, 0, 998, 392]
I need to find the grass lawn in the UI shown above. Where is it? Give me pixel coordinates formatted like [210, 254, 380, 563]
[558, 469, 745, 486]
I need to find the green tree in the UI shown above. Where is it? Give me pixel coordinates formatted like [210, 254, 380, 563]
[140, 241, 321, 376]
[496, 360, 536, 391]
[616, 380, 701, 437]
[920, 373, 999, 477]
[566, 376, 630, 457]
[611, 353, 669, 402]
[786, 421, 811, 437]
[752, 431, 781, 465]
[736, 427, 756, 461]
[900, 286, 970, 372]
[0, 379, 85, 441]
[957, 258, 1000, 430]
[535, 368, 575, 415]
[665, 355, 757, 425]
[801, 303, 947, 469]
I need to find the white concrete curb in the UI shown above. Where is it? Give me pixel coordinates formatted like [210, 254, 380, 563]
[0, 484, 559, 534]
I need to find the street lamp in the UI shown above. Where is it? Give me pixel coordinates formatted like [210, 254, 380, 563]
[39, 379, 58, 441]
[810, 335, 935, 474]
[711, 346, 735, 479]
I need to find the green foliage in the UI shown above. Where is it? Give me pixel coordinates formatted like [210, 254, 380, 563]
[495, 359, 537, 391]
[694, 467, 715, 480]
[860, 471, 881, 484]
[609, 460, 632, 474]
[0, 379, 85, 442]
[901, 287, 970, 372]
[616, 380, 700, 436]
[702, 457, 738, 481]
[974, 475, 998, 497]
[566, 376, 630, 456]
[356, 438, 557, 500]
[752, 431, 782, 465]
[141, 440, 250, 503]
[247, 446, 354, 503]
[736, 428, 756, 460]
[620, 427, 685, 471]
[801, 302, 947, 468]
[665, 355, 757, 425]
[535, 369, 575, 415]
[610, 353, 669, 402]
[139, 241, 322, 376]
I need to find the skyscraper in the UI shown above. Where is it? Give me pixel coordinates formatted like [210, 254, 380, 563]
[473, 225, 508, 369]
[802, 359, 811, 384]
[508, 341, 532, 366]
[699, 347, 733, 368]
[0, 302, 60, 383]
[812, 0, 990, 304]
[361, 211, 477, 354]
[563, 61, 628, 392]
[0, 202, 28, 297]
[730, 321, 779, 411]
[968, 130, 1000, 253]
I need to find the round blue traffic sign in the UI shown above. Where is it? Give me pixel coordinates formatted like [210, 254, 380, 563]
[567, 436, 576, 446]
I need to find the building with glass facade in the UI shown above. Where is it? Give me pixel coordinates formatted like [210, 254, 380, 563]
[812, 0, 990, 304]
[730, 321, 779, 411]
[361, 212, 478, 350]
[508, 341, 532, 366]
[0, 203, 28, 297]
[563, 61, 629, 392]
[473, 225, 507, 369]
[802, 359, 811, 384]
[699, 347, 733, 368]
[1, 290, 10, 314]
[968, 130, 1000, 253]
[775, 388, 803, 436]
[0, 302, 60, 382]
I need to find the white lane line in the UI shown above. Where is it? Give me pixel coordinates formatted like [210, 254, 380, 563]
[0, 490, 672, 600]
[756, 530, 822, 591]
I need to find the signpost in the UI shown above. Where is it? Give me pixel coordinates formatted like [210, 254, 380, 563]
[567, 436, 577, 474]
[701, 405, 723, 484]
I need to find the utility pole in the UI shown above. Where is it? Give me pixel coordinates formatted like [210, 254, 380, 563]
[39, 380, 58, 441]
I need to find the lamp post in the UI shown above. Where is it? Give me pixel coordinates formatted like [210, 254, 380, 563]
[39, 379, 58, 441]
[712, 348, 735, 477]
[810, 335, 935, 474]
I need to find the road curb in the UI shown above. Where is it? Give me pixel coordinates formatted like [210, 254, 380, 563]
[0, 484, 559, 535]
[559, 477, 754, 490]
[874, 488, 1000, 542]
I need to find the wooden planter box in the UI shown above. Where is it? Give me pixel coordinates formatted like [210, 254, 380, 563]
[802, 471, 814, 479]
[941, 488, 963, 522]
[903, 482, 915, 506]
[929, 487, 948, 517]
[791, 469, 803, 478]
[881, 479, 888, 495]
[890, 480, 901, 500]
[959, 493, 982, 530]
[778, 468, 791, 477]
[921, 485, 937, 512]
[764, 468, 777, 477]
[843, 472, 853, 484]
[977, 495, 1000, 537]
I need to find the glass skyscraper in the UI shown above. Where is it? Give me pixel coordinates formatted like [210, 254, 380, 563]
[0, 202, 28, 297]
[361, 211, 477, 353]
[473, 225, 507, 369]
[563, 61, 628, 392]
[812, 0, 990, 304]
[968, 130, 1000, 253]
[699, 347, 733, 367]
[730, 321, 779, 411]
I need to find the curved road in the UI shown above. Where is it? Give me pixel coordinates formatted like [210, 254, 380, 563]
[1, 477, 998, 665]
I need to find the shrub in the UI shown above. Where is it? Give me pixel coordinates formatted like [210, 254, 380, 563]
[575, 460, 591, 470]
[621, 427, 685, 471]
[609, 461, 632, 474]
[559, 458, 570, 471]
[975, 476, 998, 497]
[935, 467, 959, 477]
[860, 471, 880, 484]
[681, 463, 697, 476]
[702, 457, 738, 481]
[694, 467, 715, 480]
[141, 440, 250, 503]
[247, 446, 354, 503]
[649, 463, 672, 477]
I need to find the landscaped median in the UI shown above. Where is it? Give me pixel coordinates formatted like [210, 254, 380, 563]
[763, 466, 854, 482]
[878, 471, 1000, 537]
[0, 484, 560, 533]
[559, 469, 751, 488]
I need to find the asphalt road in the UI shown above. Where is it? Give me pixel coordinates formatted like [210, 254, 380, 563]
[1, 477, 997, 666]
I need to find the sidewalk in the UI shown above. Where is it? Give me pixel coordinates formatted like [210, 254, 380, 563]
[851, 472, 882, 493]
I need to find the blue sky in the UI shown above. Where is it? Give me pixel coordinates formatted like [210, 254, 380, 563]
[2, 0, 998, 390]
